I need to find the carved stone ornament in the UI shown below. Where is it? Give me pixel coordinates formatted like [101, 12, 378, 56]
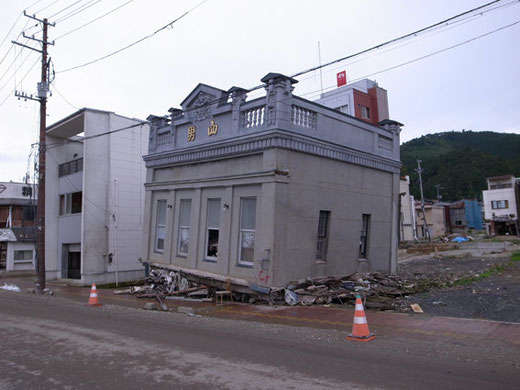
[188, 92, 213, 122]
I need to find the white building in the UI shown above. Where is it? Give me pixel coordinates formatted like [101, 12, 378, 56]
[314, 79, 389, 126]
[0, 181, 37, 272]
[482, 175, 519, 236]
[45, 108, 149, 285]
[399, 176, 416, 242]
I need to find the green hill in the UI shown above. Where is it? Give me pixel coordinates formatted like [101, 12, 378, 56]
[400, 131, 520, 201]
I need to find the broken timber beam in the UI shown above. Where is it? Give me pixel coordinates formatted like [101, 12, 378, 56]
[149, 262, 271, 298]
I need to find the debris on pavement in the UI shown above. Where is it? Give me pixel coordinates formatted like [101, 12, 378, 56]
[1, 283, 20, 292]
[410, 303, 424, 313]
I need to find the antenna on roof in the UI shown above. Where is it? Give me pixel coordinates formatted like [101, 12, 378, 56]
[318, 41, 324, 98]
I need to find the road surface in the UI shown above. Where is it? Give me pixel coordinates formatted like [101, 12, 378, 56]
[0, 290, 518, 389]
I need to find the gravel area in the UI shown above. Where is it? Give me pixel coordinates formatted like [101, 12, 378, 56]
[398, 247, 520, 322]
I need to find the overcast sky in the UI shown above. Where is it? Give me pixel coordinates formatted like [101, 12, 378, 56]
[0, 0, 519, 182]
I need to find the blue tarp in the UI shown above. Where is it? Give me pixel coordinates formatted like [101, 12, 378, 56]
[452, 237, 469, 243]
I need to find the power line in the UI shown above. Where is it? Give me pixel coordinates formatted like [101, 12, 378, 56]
[290, 0, 508, 80]
[296, 0, 519, 84]
[56, 0, 209, 73]
[55, 0, 103, 23]
[34, 0, 67, 15]
[51, 83, 79, 110]
[300, 19, 520, 102]
[48, 0, 83, 19]
[0, 55, 39, 108]
[55, 0, 134, 40]
[0, 49, 38, 95]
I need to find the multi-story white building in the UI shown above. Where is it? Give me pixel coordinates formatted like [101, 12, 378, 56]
[482, 175, 519, 236]
[314, 79, 389, 126]
[45, 108, 149, 285]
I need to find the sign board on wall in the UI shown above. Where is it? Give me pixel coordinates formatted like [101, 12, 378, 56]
[337, 71, 347, 87]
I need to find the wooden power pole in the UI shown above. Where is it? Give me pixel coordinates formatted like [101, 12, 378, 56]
[415, 160, 431, 243]
[13, 12, 54, 293]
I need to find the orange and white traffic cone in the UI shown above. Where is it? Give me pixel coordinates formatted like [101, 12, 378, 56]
[86, 283, 102, 307]
[347, 295, 375, 342]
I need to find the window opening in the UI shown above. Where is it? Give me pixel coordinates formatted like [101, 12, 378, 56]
[316, 210, 330, 261]
[155, 199, 167, 252]
[205, 198, 221, 260]
[238, 197, 256, 265]
[359, 214, 370, 258]
[177, 199, 192, 256]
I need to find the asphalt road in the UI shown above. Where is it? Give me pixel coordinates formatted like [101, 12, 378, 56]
[0, 290, 518, 390]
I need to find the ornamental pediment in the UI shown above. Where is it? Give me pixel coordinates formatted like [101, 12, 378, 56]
[180, 83, 228, 123]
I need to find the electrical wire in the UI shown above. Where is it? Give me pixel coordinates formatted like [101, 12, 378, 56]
[290, 0, 508, 80]
[48, 0, 83, 19]
[296, 0, 520, 84]
[0, 13, 23, 50]
[56, 0, 209, 73]
[0, 49, 38, 95]
[0, 55, 39, 108]
[34, 0, 67, 15]
[54, 0, 134, 40]
[55, 0, 103, 23]
[51, 83, 79, 110]
[299, 19, 520, 102]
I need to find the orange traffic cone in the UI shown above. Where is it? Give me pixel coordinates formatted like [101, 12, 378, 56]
[86, 283, 102, 307]
[347, 295, 375, 342]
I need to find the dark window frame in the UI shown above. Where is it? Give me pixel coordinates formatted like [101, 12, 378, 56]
[315, 210, 331, 261]
[359, 214, 370, 259]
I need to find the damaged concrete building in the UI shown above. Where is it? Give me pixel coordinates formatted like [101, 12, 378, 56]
[142, 73, 402, 289]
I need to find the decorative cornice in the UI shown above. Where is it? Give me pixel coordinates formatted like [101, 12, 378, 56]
[143, 131, 401, 174]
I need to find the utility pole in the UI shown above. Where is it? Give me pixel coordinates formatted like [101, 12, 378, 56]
[434, 184, 443, 202]
[13, 12, 54, 293]
[415, 160, 431, 243]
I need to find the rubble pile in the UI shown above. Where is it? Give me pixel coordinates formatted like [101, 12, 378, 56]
[114, 269, 213, 300]
[115, 268, 450, 311]
[276, 273, 421, 310]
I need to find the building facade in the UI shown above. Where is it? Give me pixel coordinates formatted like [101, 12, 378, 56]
[399, 176, 417, 242]
[314, 78, 389, 126]
[449, 199, 483, 232]
[142, 73, 402, 288]
[482, 175, 519, 236]
[45, 108, 149, 285]
[0, 181, 37, 272]
[415, 202, 449, 239]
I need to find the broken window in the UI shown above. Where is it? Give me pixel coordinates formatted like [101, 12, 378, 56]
[177, 199, 191, 256]
[359, 214, 370, 258]
[238, 197, 256, 265]
[205, 198, 221, 260]
[316, 210, 330, 261]
[155, 199, 167, 252]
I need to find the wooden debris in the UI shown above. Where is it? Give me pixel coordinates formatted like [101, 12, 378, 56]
[410, 303, 424, 313]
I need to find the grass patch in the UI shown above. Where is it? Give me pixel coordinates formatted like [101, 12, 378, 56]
[451, 252, 520, 286]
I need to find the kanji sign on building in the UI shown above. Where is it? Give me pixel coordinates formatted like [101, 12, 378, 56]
[337, 71, 347, 87]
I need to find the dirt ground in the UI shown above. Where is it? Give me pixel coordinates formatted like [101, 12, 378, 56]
[398, 243, 520, 323]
